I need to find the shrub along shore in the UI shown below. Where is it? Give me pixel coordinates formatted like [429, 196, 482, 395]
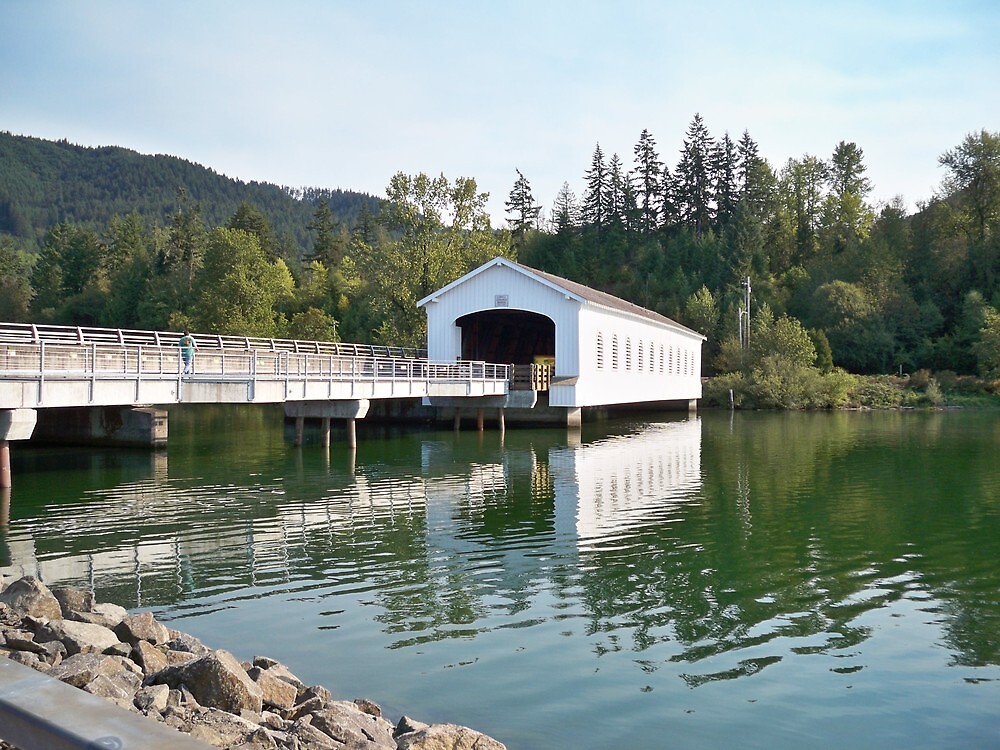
[702, 369, 1000, 410]
[0, 575, 506, 750]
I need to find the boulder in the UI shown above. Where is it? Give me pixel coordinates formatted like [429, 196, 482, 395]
[115, 611, 170, 646]
[52, 587, 95, 616]
[135, 683, 171, 713]
[133, 639, 169, 675]
[84, 672, 140, 710]
[165, 631, 211, 655]
[151, 649, 264, 715]
[72, 602, 129, 629]
[0, 576, 62, 620]
[247, 665, 299, 711]
[47, 653, 128, 689]
[251, 656, 307, 693]
[309, 700, 396, 748]
[35, 618, 124, 655]
[395, 724, 507, 750]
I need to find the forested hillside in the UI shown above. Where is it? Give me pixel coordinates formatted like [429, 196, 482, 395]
[2, 123, 999, 409]
[0, 132, 380, 251]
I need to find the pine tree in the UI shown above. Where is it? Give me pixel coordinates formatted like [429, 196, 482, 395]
[675, 114, 716, 234]
[713, 132, 739, 230]
[632, 129, 663, 233]
[505, 169, 541, 244]
[550, 182, 580, 233]
[607, 153, 627, 226]
[582, 144, 609, 232]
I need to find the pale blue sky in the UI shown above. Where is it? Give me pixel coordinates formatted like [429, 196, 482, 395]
[2, 0, 998, 224]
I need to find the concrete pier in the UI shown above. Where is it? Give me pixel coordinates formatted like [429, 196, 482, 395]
[285, 400, 370, 448]
[0, 409, 37, 489]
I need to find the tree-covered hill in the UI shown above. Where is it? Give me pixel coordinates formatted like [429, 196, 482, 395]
[0, 131, 380, 253]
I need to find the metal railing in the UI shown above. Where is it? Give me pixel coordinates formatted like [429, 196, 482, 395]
[0, 339, 510, 408]
[0, 322, 427, 359]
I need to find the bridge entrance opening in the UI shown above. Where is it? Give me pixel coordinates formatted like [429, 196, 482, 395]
[457, 310, 554, 366]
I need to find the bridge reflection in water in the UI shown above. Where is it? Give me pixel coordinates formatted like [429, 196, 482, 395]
[0, 416, 702, 610]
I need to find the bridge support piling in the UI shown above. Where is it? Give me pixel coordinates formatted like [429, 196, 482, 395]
[453, 410, 461, 431]
[346, 418, 357, 449]
[0, 441, 10, 489]
[476, 408, 484, 432]
[321, 418, 331, 448]
[497, 408, 505, 434]
[566, 407, 582, 429]
[294, 416, 305, 447]
[0, 409, 37, 489]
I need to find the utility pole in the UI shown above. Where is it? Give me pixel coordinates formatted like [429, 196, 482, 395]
[739, 276, 752, 350]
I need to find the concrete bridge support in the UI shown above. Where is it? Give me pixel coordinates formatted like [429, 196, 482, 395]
[0, 409, 37, 489]
[284, 400, 370, 449]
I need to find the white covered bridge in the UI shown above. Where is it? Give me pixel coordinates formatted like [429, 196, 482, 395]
[419, 257, 705, 425]
[0, 259, 705, 486]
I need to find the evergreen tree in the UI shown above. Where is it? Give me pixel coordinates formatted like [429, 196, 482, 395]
[632, 129, 663, 233]
[713, 132, 739, 230]
[505, 169, 541, 246]
[607, 153, 627, 226]
[675, 114, 716, 234]
[550, 182, 580, 233]
[582, 144, 609, 232]
[306, 202, 347, 266]
[227, 201, 278, 260]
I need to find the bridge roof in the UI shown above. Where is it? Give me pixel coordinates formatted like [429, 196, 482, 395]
[418, 257, 705, 339]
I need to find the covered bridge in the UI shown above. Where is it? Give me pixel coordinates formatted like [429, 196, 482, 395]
[417, 258, 705, 424]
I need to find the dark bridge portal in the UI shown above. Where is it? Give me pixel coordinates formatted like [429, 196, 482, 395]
[458, 310, 554, 365]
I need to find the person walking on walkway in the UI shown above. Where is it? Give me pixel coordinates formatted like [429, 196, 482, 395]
[179, 330, 196, 374]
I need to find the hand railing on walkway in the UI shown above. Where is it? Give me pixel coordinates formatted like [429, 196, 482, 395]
[0, 322, 427, 359]
[0, 341, 509, 388]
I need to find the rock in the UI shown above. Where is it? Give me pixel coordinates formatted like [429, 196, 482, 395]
[252, 656, 307, 692]
[395, 724, 507, 750]
[309, 700, 396, 748]
[3, 629, 48, 654]
[289, 716, 341, 749]
[287, 695, 326, 721]
[135, 683, 171, 713]
[151, 649, 264, 715]
[395, 716, 430, 737]
[47, 653, 128, 689]
[247, 665, 299, 711]
[166, 648, 200, 666]
[133, 639, 169, 675]
[84, 672, 141, 710]
[186, 707, 270, 748]
[6, 649, 43, 668]
[354, 698, 382, 717]
[0, 576, 62, 620]
[35, 618, 124, 656]
[52, 587, 95, 616]
[115, 611, 170, 646]
[72, 602, 129, 629]
[166, 631, 211, 655]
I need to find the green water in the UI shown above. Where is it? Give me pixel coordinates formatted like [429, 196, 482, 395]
[3, 407, 999, 749]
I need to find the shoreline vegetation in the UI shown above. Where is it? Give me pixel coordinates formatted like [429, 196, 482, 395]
[0, 575, 507, 750]
[702, 369, 1000, 410]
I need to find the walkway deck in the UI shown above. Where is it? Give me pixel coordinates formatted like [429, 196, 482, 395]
[0, 323, 510, 410]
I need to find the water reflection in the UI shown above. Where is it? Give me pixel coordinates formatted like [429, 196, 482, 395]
[1, 409, 999, 750]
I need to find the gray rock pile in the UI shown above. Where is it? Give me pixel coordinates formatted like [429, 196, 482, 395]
[0, 575, 506, 750]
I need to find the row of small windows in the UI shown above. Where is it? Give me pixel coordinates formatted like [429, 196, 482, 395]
[595, 333, 695, 375]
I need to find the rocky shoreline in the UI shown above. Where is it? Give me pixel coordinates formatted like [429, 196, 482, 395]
[0, 575, 506, 750]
